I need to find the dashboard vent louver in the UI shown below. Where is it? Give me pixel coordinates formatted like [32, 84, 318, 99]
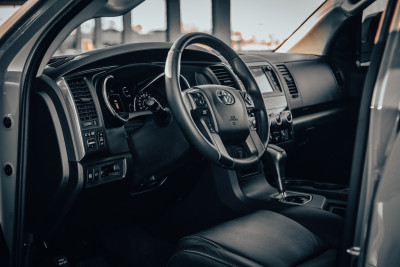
[209, 65, 237, 88]
[48, 56, 75, 68]
[329, 63, 344, 88]
[277, 64, 299, 99]
[67, 78, 98, 122]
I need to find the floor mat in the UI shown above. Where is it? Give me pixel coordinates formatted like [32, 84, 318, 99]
[102, 225, 174, 267]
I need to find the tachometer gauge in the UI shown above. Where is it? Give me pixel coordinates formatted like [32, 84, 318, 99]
[134, 91, 153, 111]
[122, 86, 131, 98]
[103, 75, 130, 123]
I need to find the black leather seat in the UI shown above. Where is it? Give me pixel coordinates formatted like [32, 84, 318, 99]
[168, 206, 343, 267]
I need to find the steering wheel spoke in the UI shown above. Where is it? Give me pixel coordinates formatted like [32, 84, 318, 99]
[243, 130, 265, 159]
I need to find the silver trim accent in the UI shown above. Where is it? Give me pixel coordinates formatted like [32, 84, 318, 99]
[346, 246, 360, 257]
[57, 78, 86, 160]
[102, 75, 129, 123]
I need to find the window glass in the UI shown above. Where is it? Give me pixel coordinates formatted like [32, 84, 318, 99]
[0, 5, 21, 26]
[231, 0, 325, 51]
[181, 0, 212, 33]
[131, 0, 166, 34]
[363, 0, 387, 20]
[54, 0, 327, 55]
[101, 17, 123, 46]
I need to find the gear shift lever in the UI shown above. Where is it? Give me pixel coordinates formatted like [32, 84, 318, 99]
[266, 144, 287, 201]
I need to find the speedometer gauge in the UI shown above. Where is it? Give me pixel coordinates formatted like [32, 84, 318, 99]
[134, 91, 153, 111]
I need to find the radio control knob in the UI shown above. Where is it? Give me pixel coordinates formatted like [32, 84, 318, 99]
[281, 111, 292, 125]
[270, 113, 282, 127]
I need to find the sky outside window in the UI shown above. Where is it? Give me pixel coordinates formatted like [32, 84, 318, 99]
[231, 0, 325, 50]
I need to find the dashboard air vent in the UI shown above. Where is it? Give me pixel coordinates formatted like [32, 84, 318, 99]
[48, 56, 75, 68]
[66, 78, 98, 122]
[277, 64, 299, 99]
[329, 63, 344, 88]
[209, 65, 237, 88]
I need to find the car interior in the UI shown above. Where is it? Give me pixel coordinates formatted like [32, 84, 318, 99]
[0, 0, 392, 266]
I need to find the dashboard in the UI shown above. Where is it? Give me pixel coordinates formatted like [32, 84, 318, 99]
[36, 43, 347, 193]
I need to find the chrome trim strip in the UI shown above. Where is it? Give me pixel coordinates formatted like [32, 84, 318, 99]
[57, 78, 86, 160]
[102, 75, 129, 123]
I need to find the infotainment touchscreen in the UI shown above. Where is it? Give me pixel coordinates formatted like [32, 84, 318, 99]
[251, 68, 274, 93]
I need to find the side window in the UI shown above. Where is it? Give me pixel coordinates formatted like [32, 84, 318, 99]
[55, 0, 168, 56]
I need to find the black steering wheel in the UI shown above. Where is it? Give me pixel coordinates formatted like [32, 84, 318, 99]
[165, 32, 269, 169]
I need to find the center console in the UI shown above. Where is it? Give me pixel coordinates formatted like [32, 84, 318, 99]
[248, 63, 293, 145]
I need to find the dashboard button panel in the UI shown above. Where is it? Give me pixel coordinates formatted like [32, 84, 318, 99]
[85, 158, 126, 188]
[83, 130, 106, 151]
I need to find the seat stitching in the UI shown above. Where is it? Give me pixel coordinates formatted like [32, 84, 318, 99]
[180, 235, 223, 249]
[181, 249, 238, 267]
[179, 236, 264, 266]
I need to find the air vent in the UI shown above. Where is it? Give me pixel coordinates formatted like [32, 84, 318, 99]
[66, 78, 98, 123]
[329, 63, 344, 88]
[209, 65, 237, 88]
[277, 65, 299, 99]
[48, 56, 74, 68]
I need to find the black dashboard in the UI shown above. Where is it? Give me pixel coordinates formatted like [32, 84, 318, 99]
[35, 42, 348, 193]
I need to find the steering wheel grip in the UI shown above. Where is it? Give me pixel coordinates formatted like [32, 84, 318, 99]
[165, 32, 269, 169]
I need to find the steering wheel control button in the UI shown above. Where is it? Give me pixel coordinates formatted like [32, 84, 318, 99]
[200, 109, 208, 116]
[190, 92, 208, 108]
[216, 90, 235, 105]
[240, 92, 255, 108]
[207, 122, 215, 133]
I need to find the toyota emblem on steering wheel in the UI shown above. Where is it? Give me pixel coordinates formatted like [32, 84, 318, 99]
[216, 90, 235, 105]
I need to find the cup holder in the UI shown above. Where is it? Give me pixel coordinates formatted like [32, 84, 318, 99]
[284, 195, 311, 205]
[312, 183, 347, 191]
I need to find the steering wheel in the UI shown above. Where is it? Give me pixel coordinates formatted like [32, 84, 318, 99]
[165, 32, 269, 169]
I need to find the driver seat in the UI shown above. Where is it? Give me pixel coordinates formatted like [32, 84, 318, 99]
[168, 206, 343, 267]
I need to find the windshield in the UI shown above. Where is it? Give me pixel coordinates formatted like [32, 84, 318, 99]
[0, 5, 21, 26]
[51, 0, 325, 56]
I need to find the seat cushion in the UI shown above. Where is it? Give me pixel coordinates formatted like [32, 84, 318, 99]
[168, 206, 343, 267]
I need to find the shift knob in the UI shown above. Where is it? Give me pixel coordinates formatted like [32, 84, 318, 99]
[266, 144, 287, 200]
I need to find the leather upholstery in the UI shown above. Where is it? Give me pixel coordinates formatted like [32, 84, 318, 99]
[168, 207, 343, 267]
